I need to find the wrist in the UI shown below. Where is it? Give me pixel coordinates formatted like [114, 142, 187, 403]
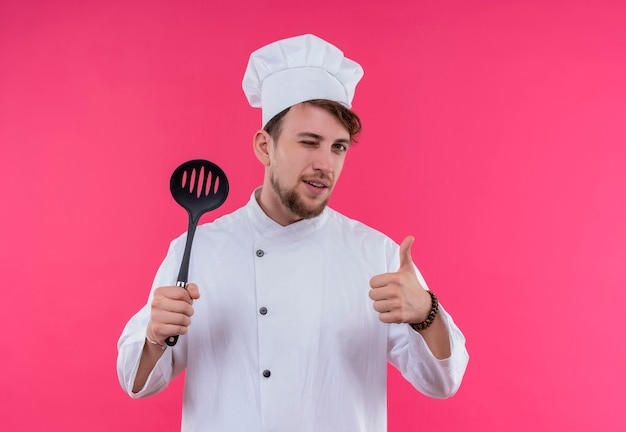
[409, 290, 439, 332]
[146, 327, 166, 350]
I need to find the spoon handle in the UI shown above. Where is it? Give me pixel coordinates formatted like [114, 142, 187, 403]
[165, 215, 198, 347]
[164, 280, 188, 346]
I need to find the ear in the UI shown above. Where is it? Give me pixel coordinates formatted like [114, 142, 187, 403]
[253, 129, 272, 166]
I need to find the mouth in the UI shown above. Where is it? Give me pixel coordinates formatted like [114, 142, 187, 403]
[303, 179, 329, 189]
[302, 177, 333, 196]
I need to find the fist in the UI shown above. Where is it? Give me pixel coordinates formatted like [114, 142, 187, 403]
[368, 236, 431, 324]
[147, 283, 200, 343]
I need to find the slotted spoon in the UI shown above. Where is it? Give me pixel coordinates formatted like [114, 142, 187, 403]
[166, 159, 229, 346]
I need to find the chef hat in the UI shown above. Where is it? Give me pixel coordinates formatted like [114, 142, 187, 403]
[242, 34, 364, 127]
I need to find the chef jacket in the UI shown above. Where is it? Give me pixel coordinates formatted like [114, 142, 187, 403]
[117, 189, 469, 432]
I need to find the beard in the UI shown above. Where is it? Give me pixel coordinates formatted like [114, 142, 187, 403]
[270, 170, 330, 220]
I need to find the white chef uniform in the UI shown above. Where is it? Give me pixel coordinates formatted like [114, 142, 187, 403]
[117, 190, 469, 432]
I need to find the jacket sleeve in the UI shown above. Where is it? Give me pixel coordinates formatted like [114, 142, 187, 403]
[116, 238, 188, 398]
[386, 254, 469, 398]
[116, 305, 178, 398]
[387, 302, 469, 398]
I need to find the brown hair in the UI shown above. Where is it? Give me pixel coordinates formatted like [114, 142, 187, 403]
[263, 99, 362, 143]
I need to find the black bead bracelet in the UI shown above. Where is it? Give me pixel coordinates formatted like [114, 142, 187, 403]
[409, 291, 439, 332]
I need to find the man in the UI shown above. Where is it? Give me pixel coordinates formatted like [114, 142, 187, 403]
[118, 34, 469, 431]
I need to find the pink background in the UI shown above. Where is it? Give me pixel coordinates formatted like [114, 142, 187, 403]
[1, 0, 625, 430]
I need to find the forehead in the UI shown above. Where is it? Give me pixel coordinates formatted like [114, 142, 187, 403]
[280, 103, 350, 140]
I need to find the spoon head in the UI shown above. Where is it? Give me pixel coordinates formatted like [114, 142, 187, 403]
[169, 159, 229, 216]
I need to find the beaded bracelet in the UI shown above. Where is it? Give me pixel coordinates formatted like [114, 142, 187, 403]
[409, 291, 439, 332]
[146, 333, 166, 350]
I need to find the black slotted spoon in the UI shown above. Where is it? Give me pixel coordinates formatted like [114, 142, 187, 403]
[166, 159, 229, 346]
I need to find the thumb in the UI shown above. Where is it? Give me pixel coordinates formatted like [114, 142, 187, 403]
[398, 235, 415, 272]
[186, 283, 201, 300]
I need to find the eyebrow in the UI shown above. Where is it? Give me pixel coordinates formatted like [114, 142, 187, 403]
[297, 132, 351, 145]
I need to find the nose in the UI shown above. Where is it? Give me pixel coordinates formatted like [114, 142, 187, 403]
[311, 147, 333, 174]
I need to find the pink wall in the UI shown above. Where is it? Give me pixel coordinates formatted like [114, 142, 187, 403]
[1, 0, 625, 430]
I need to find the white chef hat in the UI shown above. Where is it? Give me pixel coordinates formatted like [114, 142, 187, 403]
[242, 34, 364, 127]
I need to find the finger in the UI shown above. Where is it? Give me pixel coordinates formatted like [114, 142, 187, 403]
[152, 321, 192, 339]
[150, 310, 193, 340]
[377, 311, 402, 324]
[159, 285, 196, 304]
[154, 309, 193, 327]
[369, 273, 394, 289]
[372, 299, 398, 313]
[398, 235, 415, 272]
[369, 286, 386, 301]
[186, 283, 201, 300]
[152, 294, 195, 316]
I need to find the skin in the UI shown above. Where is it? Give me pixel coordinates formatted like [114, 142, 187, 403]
[132, 102, 451, 393]
[253, 103, 351, 226]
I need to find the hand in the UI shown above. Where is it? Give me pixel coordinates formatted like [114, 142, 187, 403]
[147, 283, 200, 344]
[369, 236, 432, 324]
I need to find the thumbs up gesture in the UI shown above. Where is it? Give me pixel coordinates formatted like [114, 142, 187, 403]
[369, 236, 432, 324]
